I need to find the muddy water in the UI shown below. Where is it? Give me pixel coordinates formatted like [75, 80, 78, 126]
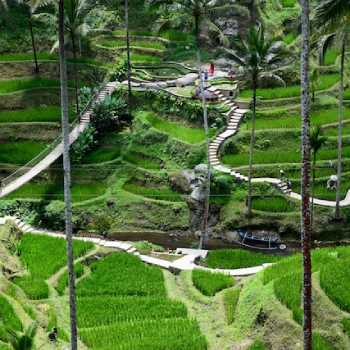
[106, 231, 350, 256]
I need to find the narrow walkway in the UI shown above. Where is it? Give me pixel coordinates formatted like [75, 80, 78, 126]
[0, 82, 119, 199]
[207, 90, 350, 207]
[0, 216, 267, 276]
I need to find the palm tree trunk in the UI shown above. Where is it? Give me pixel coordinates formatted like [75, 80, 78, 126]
[71, 33, 80, 119]
[195, 16, 210, 250]
[247, 77, 257, 217]
[311, 153, 316, 229]
[29, 15, 39, 73]
[125, 0, 132, 97]
[58, 1, 77, 349]
[334, 36, 345, 220]
[300, 0, 312, 346]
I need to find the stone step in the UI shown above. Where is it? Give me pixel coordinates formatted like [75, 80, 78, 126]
[235, 108, 248, 114]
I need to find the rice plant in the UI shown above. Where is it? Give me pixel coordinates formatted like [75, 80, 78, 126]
[77, 296, 187, 328]
[76, 253, 166, 297]
[239, 74, 339, 100]
[323, 124, 350, 136]
[0, 53, 97, 65]
[0, 77, 81, 94]
[3, 183, 106, 202]
[122, 182, 183, 202]
[312, 332, 333, 350]
[113, 29, 152, 36]
[80, 146, 121, 164]
[123, 152, 161, 169]
[13, 276, 49, 300]
[79, 318, 207, 350]
[146, 112, 214, 144]
[281, 0, 295, 7]
[225, 287, 240, 325]
[0, 107, 75, 123]
[18, 233, 94, 279]
[130, 54, 161, 64]
[192, 269, 234, 296]
[247, 108, 350, 130]
[0, 142, 47, 165]
[56, 263, 85, 296]
[160, 30, 188, 41]
[251, 196, 293, 212]
[101, 40, 165, 51]
[0, 294, 23, 335]
[206, 249, 283, 269]
[323, 49, 341, 65]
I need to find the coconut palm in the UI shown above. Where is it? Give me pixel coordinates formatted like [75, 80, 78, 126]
[310, 125, 327, 228]
[58, 0, 78, 348]
[300, 0, 312, 346]
[147, 0, 249, 249]
[18, 0, 52, 73]
[220, 24, 286, 216]
[36, 0, 92, 117]
[6, 320, 38, 350]
[313, 0, 350, 219]
[125, 0, 131, 97]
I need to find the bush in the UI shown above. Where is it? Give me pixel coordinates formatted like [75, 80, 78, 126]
[192, 269, 234, 296]
[41, 201, 66, 231]
[210, 175, 235, 195]
[88, 213, 115, 237]
[70, 125, 99, 163]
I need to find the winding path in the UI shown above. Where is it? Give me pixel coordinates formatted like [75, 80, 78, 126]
[207, 86, 350, 207]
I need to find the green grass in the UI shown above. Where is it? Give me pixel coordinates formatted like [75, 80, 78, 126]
[225, 288, 240, 325]
[247, 108, 350, 130]
[222, 146, 350, 165]
[122, 182, 183, 202]
[284, 32, 294, 45]
[239, 74, 339, 100]
[101, 40, 165, 51]
[205, 249, 283, 269]
[159, 30, 188, 41]
[0, 53, 97, 65]
[0, 77, 84, 94]
[76, 253, 206, 349]
[56, 263, 85, 296]
[113, 29, 152, 36]
[0, 107, 76, 123]
[251, 196, 294, 212]
[77, 296, 187, 328]
[312, 333, 334, 350]
[323, 124, 350, 136]
[0, 142, 47, 164]
[0, 293, 23, 342]
[13, 276, 49, 300]
[81, 146, 121, 164]
[323, 49, 341, 65]
[76, 253, 166, 297]
[144, 111, 214, 144]
[17, 233, 94, 279]
[130, 54, 161, 64]
[3, 183, 106, 202]
[246, 340, 267, 350]
[281, 0, 295, 7]
[123, 152, 161, 169]
[342, 316, 350, 336]
[192, 269, 234, 296]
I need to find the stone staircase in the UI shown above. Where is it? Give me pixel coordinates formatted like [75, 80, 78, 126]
[208, 87, 249, 182]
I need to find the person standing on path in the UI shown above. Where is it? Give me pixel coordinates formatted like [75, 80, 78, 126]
[204, 69, 209, 81]
[286, 178, 292, 195]
[280, 170, 285, 183]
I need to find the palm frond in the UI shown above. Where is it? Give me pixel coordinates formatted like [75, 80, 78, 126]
[318, 32, 336, 65]
[200, 16, 228, 46]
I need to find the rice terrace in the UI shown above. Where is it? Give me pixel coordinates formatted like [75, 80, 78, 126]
[0, 0, 350, 348]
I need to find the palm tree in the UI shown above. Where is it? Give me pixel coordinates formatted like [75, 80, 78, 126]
[220, 24, 286, 216]
[300, 0, 312, 346]
[310, 68, 319, 102]
[313, 0, 350, 219]
[36, 0, 92, 117]
[310, 125, 327, 228]
[125, 0, 131, 97]
[6, 320, 38, 350]
[58, 0, 78, 348]
[148, 0, 249, 249]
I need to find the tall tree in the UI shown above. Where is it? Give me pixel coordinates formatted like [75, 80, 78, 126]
[36, 0, 92, 117]
[148, 0, 249, 249]
[220, 24, 286, 216]
[58, 0, 78, 347]
[301, 0, 312, 345]
[310, 125, 327, 228]
[125, 0, 131, 97]
[313, 0, 350, 219]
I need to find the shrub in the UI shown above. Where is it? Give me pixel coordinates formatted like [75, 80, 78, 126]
[192, 269, 234, 296]
[41, 201, 66, 231]
[88, 213, 115, 237]
[70, 125, 99, 163]
[210, 175, 235, 195]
